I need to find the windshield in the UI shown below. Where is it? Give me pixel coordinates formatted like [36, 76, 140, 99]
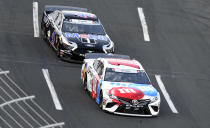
[62, 21, 106, 35]
[104, 68, 151, 84]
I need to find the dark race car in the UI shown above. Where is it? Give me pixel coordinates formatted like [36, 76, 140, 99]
[41, 5, 114, 60]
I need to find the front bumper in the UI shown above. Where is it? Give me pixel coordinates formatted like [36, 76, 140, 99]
[73, 48, 105, 57]
[58, 50, 83, 63]
[61, 48, 105, 58]
[102, 96, 160, 117]
[113, 112, 153, 117]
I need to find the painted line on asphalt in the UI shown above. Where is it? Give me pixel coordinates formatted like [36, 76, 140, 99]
[155, 75, 178, 113]
[137, 7, 150, 42]
[33, 2, 39, 37]
[42, 69, 63, 110]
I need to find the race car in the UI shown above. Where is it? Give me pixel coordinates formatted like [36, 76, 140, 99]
[81, 53, 160, 117]
[41, 5, 114, 59]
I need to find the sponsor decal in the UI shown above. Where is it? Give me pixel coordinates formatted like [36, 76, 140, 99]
[109, 82, 158, 96]
[73, 12, 96, 19]
[65, 32, 108, 41]
[69, 19, 96, 24]
[109, 87, 144, 100]
[85, 44, 94, 47]
[65, 33, 80, 39]
[81, 65, 86, 79]
[80, 34, 89, 38]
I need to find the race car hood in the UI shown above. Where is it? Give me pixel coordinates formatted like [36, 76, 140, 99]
[101, 81, 158, 99]
[64, 32, 109, 50]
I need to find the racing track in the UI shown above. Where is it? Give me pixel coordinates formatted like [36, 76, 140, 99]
[0, 0, 210, 128]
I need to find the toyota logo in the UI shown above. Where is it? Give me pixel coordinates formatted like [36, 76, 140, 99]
[132, 100, 139, 105]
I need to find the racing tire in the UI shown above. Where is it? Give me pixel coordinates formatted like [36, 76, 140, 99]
[56, 41, 61, 58]
[42, 27, 47, 41]
[99, 91, 103, 110]
[83, 74, 87, 91]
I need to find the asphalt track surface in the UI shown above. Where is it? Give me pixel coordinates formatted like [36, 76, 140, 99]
[0, 0, 210, 128]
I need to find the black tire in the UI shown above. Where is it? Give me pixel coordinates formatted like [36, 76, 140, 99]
[56, 40, 61, 58]
[42, 27, 47, 41]
[99, 90, 103, 109]
[83, 74, 87, 91]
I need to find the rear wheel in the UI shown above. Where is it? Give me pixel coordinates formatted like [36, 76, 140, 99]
[42, 27, 47, 41]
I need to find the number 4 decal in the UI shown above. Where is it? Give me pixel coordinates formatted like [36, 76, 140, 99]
[118, 88, 136, 93]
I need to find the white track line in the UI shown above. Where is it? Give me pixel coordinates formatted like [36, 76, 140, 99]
[0, 73, 49, 125]
[42, 69, 63, 110]
[155, 75, 178, 113]
[137, 7, 150, 42]
[3, 70, 58, 123]
[0, 68, 63, 126]
[0, 115, 13, 128]
[33, 2, 39, 37]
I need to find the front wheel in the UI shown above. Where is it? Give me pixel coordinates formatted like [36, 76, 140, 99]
[83, 74, 87, 91]
[56, 40, 61, 58]
[99, 91, 103, 109]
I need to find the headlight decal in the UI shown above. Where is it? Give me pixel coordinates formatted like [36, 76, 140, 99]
[150, 93, 160, 103]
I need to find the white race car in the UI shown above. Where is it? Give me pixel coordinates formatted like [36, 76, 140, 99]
[81, 53, 160, 117]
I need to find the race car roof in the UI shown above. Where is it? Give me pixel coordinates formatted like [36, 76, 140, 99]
[62, 10, 98, 21]
[103, 58, 144, 70]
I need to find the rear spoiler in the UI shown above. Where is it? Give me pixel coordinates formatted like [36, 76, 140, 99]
[85, 53, 130, 60]
[44, 5, 89, 14]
